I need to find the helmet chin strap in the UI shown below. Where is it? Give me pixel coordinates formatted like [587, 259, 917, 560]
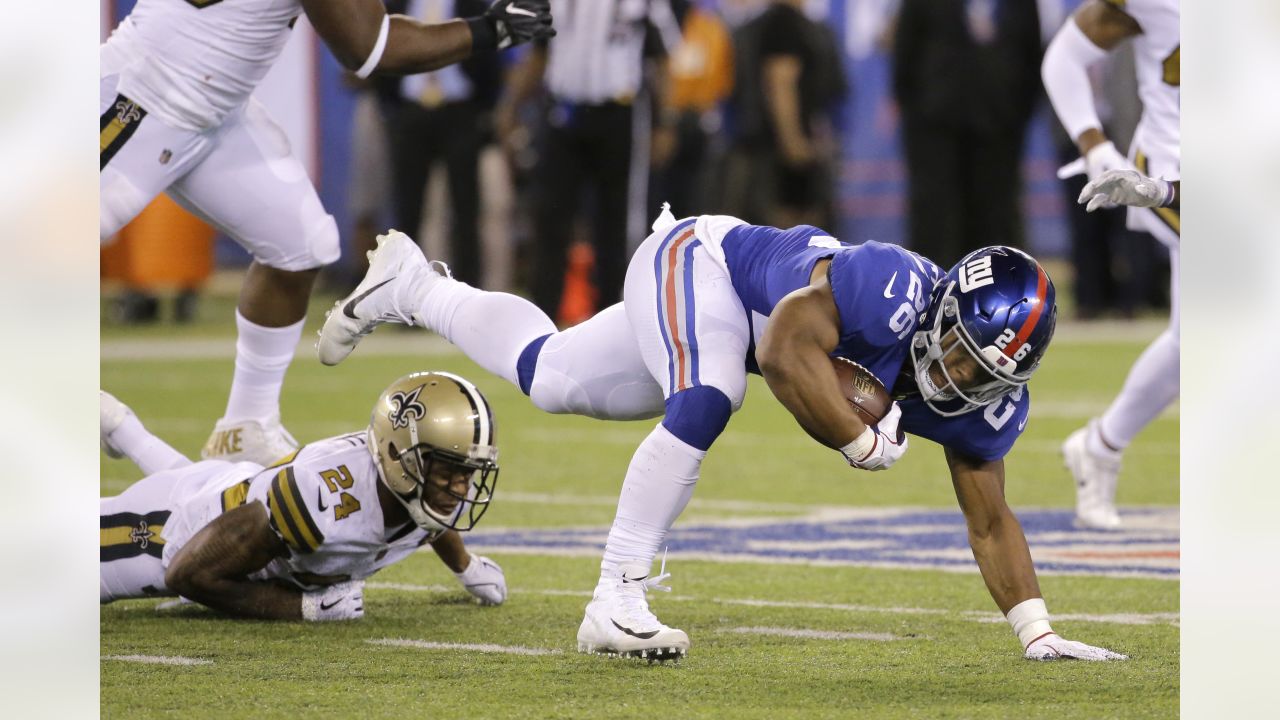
[395, 489, 448, 532]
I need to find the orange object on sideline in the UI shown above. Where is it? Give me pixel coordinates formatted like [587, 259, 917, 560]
[101, 194, 215, 289]
[557, 240, 598, 327]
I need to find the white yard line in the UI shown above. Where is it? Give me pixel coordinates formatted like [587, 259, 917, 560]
[366, 638, 562, 656]
[364, 582, 1178, 626]
[966, 611, 1181, 627]
[724, 626, 904, 642]
[102, 654, 213, 666]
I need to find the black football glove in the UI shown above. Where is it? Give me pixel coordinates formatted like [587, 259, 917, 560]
[486, 0, 555, 49]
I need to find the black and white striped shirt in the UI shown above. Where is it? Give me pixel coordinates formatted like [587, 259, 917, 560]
[545, 0, 681, 104]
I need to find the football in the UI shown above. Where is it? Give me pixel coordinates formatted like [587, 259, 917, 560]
[831, 357, 892, 425]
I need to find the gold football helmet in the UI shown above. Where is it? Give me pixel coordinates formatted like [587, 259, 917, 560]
[367, 371, 498, 531]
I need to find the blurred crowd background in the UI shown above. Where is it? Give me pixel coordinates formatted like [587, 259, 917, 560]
[99, 0, 1170, 326]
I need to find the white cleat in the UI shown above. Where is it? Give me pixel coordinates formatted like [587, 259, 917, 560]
[576, 560, 690, 663]
[201, 415, 299, 466]
[316, 230, 433, 366]
[100, 390, 132, 459]
[1062, 421, 1122, 530]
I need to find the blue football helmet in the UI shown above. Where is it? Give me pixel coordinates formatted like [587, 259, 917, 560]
[910, 246, 1058, 416]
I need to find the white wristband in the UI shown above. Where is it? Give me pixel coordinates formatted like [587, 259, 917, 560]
[1006, 598, 1055, 648]
[1041, 19, 1109, 142]
[839, 425, 877, 465]
[355, 14, 391, 80]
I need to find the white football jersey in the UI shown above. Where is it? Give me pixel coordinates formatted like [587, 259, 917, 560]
[1106, 0, 1179, 173]
[102, 0, 304, 131]
[161, 433, 440, 590]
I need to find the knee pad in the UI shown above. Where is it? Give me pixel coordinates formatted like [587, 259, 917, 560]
[661, 385, 733, 452]
[255, 211, 340, 272]
[302, 212, 341, 269]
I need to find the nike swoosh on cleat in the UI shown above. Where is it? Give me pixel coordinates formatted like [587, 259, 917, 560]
[883, 271, 898, 299]
[611, 620, 659, 640]
[320, 599, 341, 611]
[342, 278, 396, 319]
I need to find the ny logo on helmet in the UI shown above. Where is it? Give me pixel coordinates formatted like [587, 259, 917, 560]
[388, 385, 427, 429]
[958, 256, 994, 293]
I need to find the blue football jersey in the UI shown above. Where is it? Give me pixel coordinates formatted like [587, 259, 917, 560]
[721, 223, 1032, 461]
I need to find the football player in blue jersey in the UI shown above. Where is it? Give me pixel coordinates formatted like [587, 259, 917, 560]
[317, 206, 1128, 662]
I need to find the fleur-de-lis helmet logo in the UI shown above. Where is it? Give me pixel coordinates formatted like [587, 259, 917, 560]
[388, 385, 427, 429]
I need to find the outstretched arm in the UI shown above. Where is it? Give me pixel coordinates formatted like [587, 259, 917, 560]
[304, 0, 473, 76]
[948, 449, 1127, 660]
[431, 530, 508, 606]
[946, 449, 1040, 613]
[303, 0, 554, 77]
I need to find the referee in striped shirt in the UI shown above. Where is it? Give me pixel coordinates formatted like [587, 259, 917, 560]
[498, 0, 681, 317]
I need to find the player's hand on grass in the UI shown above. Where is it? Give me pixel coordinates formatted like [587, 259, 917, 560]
[455, 554, 507, 606]
[841, 402, 908, 471]
[486, 0, 555, 49]
[1024, 632, 1129, 661]
[302, 580, 365, 621]
[1078, 168, 1175, 212]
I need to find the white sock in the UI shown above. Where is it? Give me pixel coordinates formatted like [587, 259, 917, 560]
[109, 414, 191, 475]
[410, 274, 556, 388]
[1097, 328, 1179, 450]
[223, 311, 304, 422]
[599, 424, 704, 580]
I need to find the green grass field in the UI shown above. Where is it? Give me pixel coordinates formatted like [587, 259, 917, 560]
[101, 296, 1179, 719]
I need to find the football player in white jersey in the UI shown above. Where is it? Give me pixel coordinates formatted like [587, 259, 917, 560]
[1042, 0, 1179, 530]
[100, 0, 554, 466]
[99, 372, 507, 620]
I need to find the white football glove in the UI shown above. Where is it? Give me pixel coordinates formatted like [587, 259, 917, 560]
[840, 402, 908, 471]
[454, 554, 507, 606]
[1078, 168, 1175, 212]
[1024, 632, 1129, 662]
[301, 580, 365, 621]
[1057, 141, 1134, 208]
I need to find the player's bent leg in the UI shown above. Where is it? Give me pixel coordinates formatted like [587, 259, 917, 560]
[320, 230, 560, 391]
[101, 391, 191, 475]
[524, 304, 665, 420]
[576, 213, 752, 658]
[577, 385, 734, 660]
[167, 101, 340, 464]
